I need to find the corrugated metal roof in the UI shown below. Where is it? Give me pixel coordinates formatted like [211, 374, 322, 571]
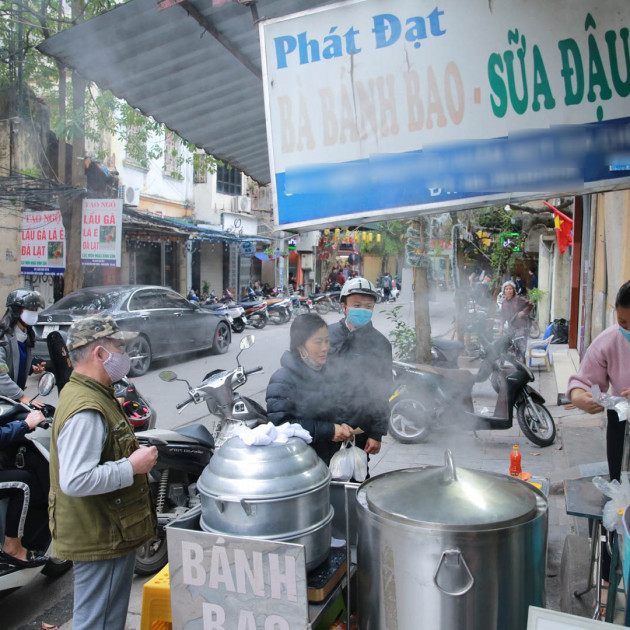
[39, 0, 337, 185]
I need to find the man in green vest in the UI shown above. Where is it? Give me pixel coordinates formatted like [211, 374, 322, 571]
[49, 315, 157, 630]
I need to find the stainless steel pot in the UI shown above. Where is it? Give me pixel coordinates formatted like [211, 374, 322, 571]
[198, 436, 333, 570]
[357, 451, 548, 630]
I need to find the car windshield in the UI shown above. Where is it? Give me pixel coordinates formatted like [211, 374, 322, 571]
[49, 290, 122, 315]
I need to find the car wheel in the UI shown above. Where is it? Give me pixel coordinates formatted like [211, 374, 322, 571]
[128, 335, 152, 377]
[213, 321, 231, 354]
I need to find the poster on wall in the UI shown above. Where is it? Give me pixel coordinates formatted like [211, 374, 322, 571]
[260, 0, 630, 229]
[21, 210, 66, 275]
[81, 199, 123, 267]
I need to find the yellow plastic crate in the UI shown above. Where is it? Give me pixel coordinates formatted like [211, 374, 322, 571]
[140, 564, 172, 630]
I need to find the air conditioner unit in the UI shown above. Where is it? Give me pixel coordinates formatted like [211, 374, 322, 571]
[123, 186, 140, 207]
[235, 195, 251, 214]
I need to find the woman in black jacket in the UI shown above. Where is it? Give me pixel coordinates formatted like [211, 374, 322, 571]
[266, 314, 354, 464]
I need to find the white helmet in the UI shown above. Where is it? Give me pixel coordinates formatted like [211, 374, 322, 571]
[340, 277, 378, 301]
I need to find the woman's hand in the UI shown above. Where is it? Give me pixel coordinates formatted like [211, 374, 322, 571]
[31, 362, 46, 375]
[24, 410, 46, 430]
[570, 389, 605, 414]
[333, 423, 354, 442]
[364, 438, 381, 454]
[621, 387, 630, 398]
[19, 395, 44, 409]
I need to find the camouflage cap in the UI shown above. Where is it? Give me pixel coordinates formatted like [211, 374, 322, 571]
[67, 314, 138, 351]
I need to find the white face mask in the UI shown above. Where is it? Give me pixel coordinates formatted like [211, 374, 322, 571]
[101, 347, 132, 383]
[20, 310, 38, 327]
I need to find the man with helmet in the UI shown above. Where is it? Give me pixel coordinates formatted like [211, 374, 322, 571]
[0, 289, 47, 405]
[328, 277, 393, 461]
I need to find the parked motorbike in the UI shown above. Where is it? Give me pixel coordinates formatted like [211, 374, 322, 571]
[266, 297, 292, 324]
[389, 333, 556, 447]
[230, 289, 268, 329]
[290, 293, 313, 315]
[0, 373, 73, 592]
[204, 293, 247, 334]
[134, 335, 265, 574]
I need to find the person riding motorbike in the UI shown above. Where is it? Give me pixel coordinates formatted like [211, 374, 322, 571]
[0, 407, 49, 567]
[0, 290, 47, 407]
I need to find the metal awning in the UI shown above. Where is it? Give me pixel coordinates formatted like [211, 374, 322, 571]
[38, 0, 336, 186]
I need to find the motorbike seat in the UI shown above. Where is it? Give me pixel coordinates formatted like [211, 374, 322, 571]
[174, 424, 215, 449]
[411, 362, 476, 385]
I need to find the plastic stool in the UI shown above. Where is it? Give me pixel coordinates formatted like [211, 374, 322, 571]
[140, 564, 172, 630]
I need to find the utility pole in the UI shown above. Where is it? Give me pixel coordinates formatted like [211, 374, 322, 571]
[410, 218, 432, 363]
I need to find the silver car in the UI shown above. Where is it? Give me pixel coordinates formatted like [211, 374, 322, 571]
[34, 285, 232, 376]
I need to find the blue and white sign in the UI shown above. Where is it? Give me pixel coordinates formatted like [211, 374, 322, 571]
[241, 241, 256, 257]
[260, 0, 630, 229]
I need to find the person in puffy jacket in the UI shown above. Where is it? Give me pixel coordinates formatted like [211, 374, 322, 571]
[266, 313, 354, 464]
[499, 280, 533, 362]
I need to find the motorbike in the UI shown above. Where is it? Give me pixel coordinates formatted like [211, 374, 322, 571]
[290, 293, 313, 315]
[134, 335, 265, 575]
[226, 288, 268, 329]
[265, 297, 292, 324]
[0, 373, 73, 593]
[204, 293, 247, 334]
[388, 333, 556, 448]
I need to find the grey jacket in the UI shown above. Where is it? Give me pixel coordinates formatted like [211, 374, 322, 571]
[0, 330, 33, 400]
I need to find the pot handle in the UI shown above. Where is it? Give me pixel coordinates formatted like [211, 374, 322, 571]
[433, 549, 474, 597]
[442, 449, 458, 484]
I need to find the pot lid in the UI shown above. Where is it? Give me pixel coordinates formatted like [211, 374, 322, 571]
[361, 450, 540, 530]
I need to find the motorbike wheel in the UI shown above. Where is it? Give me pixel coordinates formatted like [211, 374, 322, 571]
[128, 335, 152, 377]
[516, 399, 556, 447]
[314, 300, 330, 314]
[212, 321, 231, 354]
[389, 394, 434, 444]
[231, 319, 245, 333]
[298, 305, 310, 315]
[330, 297, 342, 313]
[251, 313, 267, 329]
[41, 556, 73, 577]
[529, 319, 541, 339]
[135, 536, 168, 575]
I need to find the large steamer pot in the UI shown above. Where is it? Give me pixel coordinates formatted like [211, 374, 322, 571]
[198, 436, 333, 570]
[357, 451, 548, 630]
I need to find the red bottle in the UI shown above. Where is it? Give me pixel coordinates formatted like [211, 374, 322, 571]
[510, 445, 521, 477]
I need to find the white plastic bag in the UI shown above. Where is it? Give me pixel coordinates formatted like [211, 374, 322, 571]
[591, 384, 629, 421]
[593, 473, 630, 534]
[352, 442, 368, 482]
[329, 440, 356, 481]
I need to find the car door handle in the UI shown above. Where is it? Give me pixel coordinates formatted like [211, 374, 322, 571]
[173, 312, 183, 317]
[140, 314, 149, 321]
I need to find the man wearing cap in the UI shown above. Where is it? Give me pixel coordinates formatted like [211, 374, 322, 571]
[49, 315, 157, 630]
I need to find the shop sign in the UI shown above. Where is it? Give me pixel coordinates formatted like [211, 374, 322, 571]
[260, 0, 630, 229]
[167, 527, 308, 630]
[241, 241, 256, 257]
[21, 210, 66, 275]
[81, 199, 122, 267]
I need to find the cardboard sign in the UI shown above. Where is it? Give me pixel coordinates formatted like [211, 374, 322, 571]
[21, 210, 66, 275]
[260, 0, 630, 229]
[167, 526, 309, 630]
[81, 199, 122, 267]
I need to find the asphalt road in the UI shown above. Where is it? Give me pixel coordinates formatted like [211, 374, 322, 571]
[0, 288, 455, 629]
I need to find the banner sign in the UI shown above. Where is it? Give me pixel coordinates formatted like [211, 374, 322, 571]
[81, 199, 123, 267]
[21, 210, 66, 275]
[167, 526, 308, 630]
[260, 0, 630, 229]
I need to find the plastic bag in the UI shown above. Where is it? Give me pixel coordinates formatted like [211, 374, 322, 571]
[352, 443, 368, 483]
[329, 439, 360, 481]
[591, 385, 629, 421]
[592, 473, 630, 534]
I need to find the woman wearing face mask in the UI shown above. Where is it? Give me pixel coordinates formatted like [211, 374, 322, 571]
[266, 313, 354, 465]
[567, 280, 630, 599]
[0, 289, 47, 407]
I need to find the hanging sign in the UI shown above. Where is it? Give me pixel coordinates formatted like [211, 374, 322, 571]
[260, 0, 630, 229]
[81, 199, 123, 267]
[167, 526, 308, 630]
[241, 241, 255, 257]
[21, 210, 66, 275]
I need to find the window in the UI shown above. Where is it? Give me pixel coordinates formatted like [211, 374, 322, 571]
[164, 131, 181, 178]
[125, 124, 148, 168]
[216, 163, 242, 196]
[193, 154, 208, 184]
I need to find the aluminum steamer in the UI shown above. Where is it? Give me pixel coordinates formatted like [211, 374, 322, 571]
[356, 451, 548, 630]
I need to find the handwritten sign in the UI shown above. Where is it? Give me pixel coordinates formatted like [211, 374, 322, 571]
[167, 526, 308, 630]
[260, 0, 630, 229]
[81, 199, 122, 267]
[21, 210, 66, 275]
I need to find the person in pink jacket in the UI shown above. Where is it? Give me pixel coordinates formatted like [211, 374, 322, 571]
[567, 280, 630, 592]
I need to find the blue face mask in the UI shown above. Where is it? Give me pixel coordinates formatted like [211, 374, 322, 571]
[347, 307, 373, 328]
[620, 325, 630, 343]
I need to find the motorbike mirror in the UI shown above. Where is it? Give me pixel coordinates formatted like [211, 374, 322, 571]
[159, 370, 178, 382]
[37, 372, 55, 396]
[240, 335, 255, 350]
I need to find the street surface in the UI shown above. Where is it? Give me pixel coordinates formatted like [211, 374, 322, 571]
[1, 289, 606, 627]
